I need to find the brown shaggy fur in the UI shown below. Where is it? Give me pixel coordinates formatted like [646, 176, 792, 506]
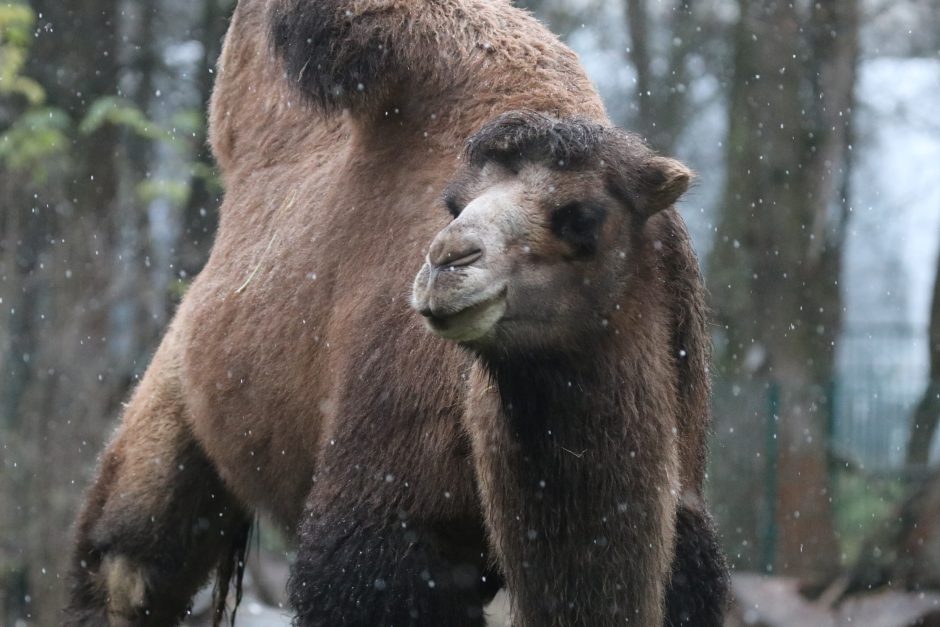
[420, 111, 723, 626]
[65, 0, 727, 625]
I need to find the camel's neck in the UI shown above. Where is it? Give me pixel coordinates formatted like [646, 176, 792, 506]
[469, 340, 677, 627]
[484, 350, 626, 446]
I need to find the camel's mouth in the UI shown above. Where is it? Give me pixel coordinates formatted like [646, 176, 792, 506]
[417, 287, 508, 342]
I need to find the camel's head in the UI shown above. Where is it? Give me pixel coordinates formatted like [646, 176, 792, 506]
[411, 111, 691, 352]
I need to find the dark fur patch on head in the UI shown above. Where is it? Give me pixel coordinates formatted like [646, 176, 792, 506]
[465, 111, 614, 170]
[269, 0, 397, 113]
[465, 111, 693, 218]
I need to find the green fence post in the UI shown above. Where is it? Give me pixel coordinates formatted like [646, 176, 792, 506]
[761, 380, 780, 573]
[825, 380, 838, 504]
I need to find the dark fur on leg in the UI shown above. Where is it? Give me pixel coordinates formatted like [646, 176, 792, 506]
[64, 440, 251, 626]
[665, 504, 731, 627]
[289, 504, 488, 627]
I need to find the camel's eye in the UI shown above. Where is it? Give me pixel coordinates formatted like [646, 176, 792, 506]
[444, 196, 462, 218]
[550, 201, 607, 256]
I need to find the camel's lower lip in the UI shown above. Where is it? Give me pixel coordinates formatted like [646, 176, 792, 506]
[423, 290, 508, 341]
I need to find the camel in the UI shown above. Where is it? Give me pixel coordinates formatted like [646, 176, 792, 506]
[65, 1, 728, 625]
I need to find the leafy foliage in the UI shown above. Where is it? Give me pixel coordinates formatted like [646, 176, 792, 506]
[0, 3, 69, 180]
[0, 107, 70, 182]
[137, 178, 192, 206]
[1, 4, 216, 206]
[0, 2, 44, 104]
[79, 96, 172, 142]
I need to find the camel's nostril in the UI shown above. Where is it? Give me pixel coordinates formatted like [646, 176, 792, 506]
[440, 248, 483, 269]
[419, 305, 434, 318]
[428, 232, 485, 269]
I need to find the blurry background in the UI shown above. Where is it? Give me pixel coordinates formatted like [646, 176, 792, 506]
[1, 0, 940, 625]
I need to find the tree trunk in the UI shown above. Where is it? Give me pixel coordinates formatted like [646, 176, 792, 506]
[11, 1, 123, 621]
[623, 0, 696, 152]
[180, 0, 231, 278]
[709, 0, 859, 579]
[624, 0, 654, 138]
[907, 235, 940, 466]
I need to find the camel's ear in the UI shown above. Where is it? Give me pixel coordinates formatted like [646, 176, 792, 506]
[637, 156, 693, 217]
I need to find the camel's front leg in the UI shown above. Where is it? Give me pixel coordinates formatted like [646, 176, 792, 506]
[65, 339, 249, 626]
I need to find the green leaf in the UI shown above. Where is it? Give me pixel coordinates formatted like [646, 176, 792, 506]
[79, 96, 173, 143]
[189, 161, 222, 192]
[0, 4, 35, 47]
[0, 107, 71, 182]
[169, 109, 204, 137]
[0, 4, 44, 103]
[136, 178, 192, 206]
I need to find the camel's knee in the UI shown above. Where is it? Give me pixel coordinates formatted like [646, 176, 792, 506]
[68, 521, 172, 626]
[101, 555, 150, 625]
[66, 549, 156, 626]
[68, 550, 190, 626]
[66, 434, 249, 625]
[68, 502, 247, 626]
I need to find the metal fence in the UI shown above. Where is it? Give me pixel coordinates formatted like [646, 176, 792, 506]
[832, 325, 934, 470]
[707, 325, 938, 572]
